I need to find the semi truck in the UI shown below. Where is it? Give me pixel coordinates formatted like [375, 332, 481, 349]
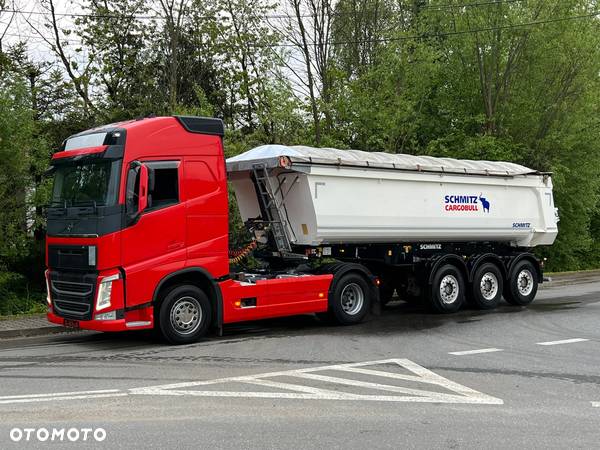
[45, 116, 559, 344]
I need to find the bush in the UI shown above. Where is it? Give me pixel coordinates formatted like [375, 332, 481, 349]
[0, 271, 45, 316]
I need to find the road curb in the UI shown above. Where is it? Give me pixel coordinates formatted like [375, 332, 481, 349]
[0, 325, 72, 340]
[0, 326, 65, 339]
[0, 313, 84, 340]
[542, 271, 600, 288]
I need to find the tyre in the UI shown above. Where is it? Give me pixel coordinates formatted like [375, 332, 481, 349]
[504, 260, 538, 306]
[429, 264, 465, 313]
[157, 285, 212, 344]
[470, 262, 503, 310]
[329, 272, 372, 325]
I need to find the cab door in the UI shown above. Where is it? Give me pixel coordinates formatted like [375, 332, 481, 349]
[121, 160, 186, 308]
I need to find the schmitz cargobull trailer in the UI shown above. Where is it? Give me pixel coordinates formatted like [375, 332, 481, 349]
[228, 144, 559, 312]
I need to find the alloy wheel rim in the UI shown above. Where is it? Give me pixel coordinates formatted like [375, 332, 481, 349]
[170, 296, 202, 335]
[440, 274, 459, 304]
[517, 269, 534, 296]
[341, 283, 364, 315]
[479, 272, 499, 301]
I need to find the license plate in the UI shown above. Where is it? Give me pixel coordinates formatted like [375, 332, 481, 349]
[63, 319, 80, 329]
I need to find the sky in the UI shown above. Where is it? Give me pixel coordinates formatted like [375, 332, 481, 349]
[2, 0, 104, 64]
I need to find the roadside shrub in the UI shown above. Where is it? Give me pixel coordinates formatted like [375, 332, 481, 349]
[0, 271, 45, 316]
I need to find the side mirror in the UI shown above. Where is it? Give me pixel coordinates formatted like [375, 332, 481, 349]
[138, 164, 149, 213]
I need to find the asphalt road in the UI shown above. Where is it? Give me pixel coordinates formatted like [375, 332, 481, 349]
[1, 279, 599, 449]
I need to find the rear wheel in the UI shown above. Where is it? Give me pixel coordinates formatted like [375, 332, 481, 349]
[157, 285, 212, 344]
[471, 263, 503, 310]
[329, 272, 372, 325]
[429, 264, 465, 313]
[504, 260, 538, 306]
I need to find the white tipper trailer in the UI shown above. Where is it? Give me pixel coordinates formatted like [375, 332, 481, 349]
[227, 145, 559, 313]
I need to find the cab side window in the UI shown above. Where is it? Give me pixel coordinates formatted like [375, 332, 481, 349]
[146, 161, 179, 210]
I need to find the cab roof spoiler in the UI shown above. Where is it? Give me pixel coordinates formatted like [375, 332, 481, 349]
[175, 116, 225, 137]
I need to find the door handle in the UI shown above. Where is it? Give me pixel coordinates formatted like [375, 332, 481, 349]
[167, 241, 184, 250]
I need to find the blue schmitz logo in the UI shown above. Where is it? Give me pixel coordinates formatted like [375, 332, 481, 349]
[444, 193, 491, 213]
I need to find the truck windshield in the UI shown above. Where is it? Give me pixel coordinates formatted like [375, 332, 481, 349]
[51, 160, 120, 206]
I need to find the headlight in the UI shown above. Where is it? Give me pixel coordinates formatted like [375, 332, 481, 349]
[96, 273, 120, 311]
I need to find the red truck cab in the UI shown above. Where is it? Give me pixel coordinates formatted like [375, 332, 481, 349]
[46, 116, 374, 343]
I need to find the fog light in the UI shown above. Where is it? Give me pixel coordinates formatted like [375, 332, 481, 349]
[96, 273, 119, 311]
[95, 311, 116, 321]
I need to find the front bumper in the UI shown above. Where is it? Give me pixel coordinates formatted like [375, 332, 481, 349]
[48, 309, 153, 332]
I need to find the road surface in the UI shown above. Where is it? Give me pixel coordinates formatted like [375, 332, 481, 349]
[1, 279, 599, 449]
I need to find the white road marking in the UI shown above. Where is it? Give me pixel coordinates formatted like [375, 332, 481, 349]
[130, 358, 503, 405]
[0, 389, 126, 405]
[0, 393, 128, 405]
[449, 348, 503, 356]
[536, 338, 589, 346]
[293, 372, 477, 403]
[0, 389, 121, 400]
[591, 402, 600, 408]
[0, 359, 503, 406]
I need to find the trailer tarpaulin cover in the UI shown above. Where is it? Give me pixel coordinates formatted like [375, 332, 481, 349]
[226, 144, 538, 177]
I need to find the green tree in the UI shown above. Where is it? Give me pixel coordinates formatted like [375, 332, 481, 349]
[0, 79, 35, 268]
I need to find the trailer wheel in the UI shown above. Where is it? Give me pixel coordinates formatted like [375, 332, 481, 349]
[470, 263, 503, 310]
[504, 260, 538, 306]
[330, 273, 371, 325]
[158, 285, 212, 344]
[429, 264, 465, 313]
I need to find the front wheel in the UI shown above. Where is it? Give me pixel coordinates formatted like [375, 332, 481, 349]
[158, 285, 212, 344]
